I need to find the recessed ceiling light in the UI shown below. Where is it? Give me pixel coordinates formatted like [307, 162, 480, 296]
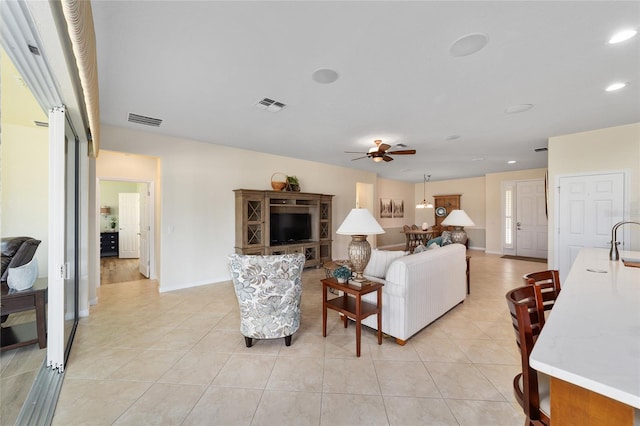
[605, 82, 628, 92]
[609, 29, 638, 44]
[449, 33, 489, 57]
[505, 104, 534, 114]
[508, 160, 517, 164]
[445, 135, 461, 141]
[312, 68, 339, 84]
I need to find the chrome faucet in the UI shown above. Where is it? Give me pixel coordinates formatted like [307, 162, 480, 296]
[609, 221, 640, 260]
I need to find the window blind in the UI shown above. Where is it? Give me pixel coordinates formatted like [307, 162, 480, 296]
[60, 0, 100, 157]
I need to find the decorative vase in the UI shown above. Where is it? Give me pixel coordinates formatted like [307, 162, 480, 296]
[337, 277, 347, 284]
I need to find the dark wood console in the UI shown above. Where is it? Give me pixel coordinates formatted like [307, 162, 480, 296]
[100, 232, 119, 257]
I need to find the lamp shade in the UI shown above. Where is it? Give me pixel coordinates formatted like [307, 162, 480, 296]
[441, 209, 475, 227]
[336, 209, 385, 235]
[100, 206, 111, 215]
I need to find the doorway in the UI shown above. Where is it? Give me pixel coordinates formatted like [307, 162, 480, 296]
[502, 178, 548, 259]
[556, 172, 625, 282]
[98, 179, 152, 285]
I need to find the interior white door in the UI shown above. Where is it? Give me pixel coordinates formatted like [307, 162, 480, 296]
[118, 193, 140, 258]
[557, 172, 624, 282]
[516, 179, 548, 259]
[138, 186, 150, 277]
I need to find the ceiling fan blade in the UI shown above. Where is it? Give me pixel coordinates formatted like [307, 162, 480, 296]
[351, 155, 369, 161]
[378, 143, 391, 152]
[383, 155, 394, 162]
[387, 149, 416, 155]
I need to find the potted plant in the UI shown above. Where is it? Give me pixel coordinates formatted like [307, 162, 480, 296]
[109, 217, 117, 230]
[286, 175, 300, 192]
[332, 265, 352, 283]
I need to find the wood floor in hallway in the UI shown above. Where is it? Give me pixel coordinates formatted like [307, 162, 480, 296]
[100, 257, 146, 285]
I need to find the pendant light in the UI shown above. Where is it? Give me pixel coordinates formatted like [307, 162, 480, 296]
[416, 174, 434, 209]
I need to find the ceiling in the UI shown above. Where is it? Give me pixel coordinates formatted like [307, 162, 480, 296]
[91, 1, 639, 183]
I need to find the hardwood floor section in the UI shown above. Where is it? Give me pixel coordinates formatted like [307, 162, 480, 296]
[100, 257, 146, 285]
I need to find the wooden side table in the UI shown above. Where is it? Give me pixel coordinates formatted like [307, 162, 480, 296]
[321, 277, 383, 357]
[1, 277, 48, 352]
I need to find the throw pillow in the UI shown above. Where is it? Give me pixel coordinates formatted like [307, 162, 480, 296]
[426, 237, 443, 247]
[413, 244, 427, 253]
[364, 249, 407, 278]
[7, 258, 38, 291]
[441, 231, 453, 246]
[428, 242, 440, 249]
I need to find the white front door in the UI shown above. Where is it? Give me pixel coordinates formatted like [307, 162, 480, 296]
[516, 179, 548, 259]
[138, 186, 150, 277]
[557, 172, 624, 282]
[118, 193, 140, 258]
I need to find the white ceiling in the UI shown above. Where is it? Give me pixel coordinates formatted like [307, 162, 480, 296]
[91, 1, 640, 183]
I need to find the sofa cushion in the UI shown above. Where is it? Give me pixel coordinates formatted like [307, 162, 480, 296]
[364, 249, 407, 279]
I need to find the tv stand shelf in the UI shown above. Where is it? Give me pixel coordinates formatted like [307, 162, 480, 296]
[234, 189, 334, 267]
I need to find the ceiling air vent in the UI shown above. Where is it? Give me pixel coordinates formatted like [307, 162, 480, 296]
[128, 113, 163, 127]
[255, 98, 285, 112]
[34, 121, 48, 127]
[534, 147, 548, 152]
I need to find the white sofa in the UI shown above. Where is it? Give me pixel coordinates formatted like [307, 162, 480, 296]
[361, 243, 467, 344]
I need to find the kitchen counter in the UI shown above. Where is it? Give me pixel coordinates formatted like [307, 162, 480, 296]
[530, 248, 640, 422]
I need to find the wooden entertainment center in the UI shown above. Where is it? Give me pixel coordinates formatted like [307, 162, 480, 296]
[233, 189, 333, 268]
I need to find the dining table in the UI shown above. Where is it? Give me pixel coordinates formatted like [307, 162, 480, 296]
[401, 229, 434, 252]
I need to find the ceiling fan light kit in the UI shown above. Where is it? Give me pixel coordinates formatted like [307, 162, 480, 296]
[346, 139, 416, 163]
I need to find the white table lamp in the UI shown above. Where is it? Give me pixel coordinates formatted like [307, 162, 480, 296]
[441, 209, 475, 245]
[336, 209, 385, 282]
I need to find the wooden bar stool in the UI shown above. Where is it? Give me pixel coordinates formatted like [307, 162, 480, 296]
[522, 270, 561, 323]
[506, 285, 550, 425]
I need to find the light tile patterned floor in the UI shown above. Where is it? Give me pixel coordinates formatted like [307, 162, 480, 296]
[50, 250, 541, 425]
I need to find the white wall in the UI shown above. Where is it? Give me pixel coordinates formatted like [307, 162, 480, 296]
[1, 123, 49, 276]
[99, 180, 138, 231]
[99, 125, 377, 292]
[548, 122, 640, 264]
[414, 175, 487, 250]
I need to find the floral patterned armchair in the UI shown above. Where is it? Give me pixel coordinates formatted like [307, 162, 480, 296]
[227, 253, 305, 347]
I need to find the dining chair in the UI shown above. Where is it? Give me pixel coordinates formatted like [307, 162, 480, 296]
[506, 285, 550, 426]
[403, 225, 420, 252]
[522, 270, 561, 319]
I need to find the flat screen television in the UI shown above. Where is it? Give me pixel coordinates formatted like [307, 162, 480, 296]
[270, 213, 312, 244]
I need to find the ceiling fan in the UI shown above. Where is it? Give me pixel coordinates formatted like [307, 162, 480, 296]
[346, 139, 416, 163]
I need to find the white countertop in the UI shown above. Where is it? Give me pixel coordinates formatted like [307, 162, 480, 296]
[530, 248, 640, 409]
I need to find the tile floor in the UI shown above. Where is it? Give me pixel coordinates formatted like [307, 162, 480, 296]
[49, 250, 539, 425]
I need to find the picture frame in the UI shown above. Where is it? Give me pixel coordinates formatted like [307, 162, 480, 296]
[392, 199, 404, 218]
[380, 198, 392, 218]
